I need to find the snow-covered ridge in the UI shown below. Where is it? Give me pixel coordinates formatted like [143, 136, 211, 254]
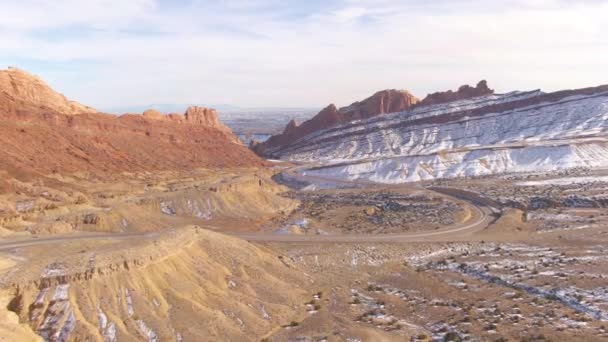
[315, 90, 543, 141]
[275, 85, 608, 183]
[272, 90, 542, 154]
[303, 144, 608, 183]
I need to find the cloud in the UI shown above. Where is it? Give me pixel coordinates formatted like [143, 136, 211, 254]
[0, 0, 606, 109]
[0, 0, 156, 31]
[328, 7, 371, 23]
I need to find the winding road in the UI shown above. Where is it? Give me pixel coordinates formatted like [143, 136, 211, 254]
[0, 169, 498, 251]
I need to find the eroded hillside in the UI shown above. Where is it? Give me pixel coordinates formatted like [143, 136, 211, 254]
[0, 227, 311, 341]
[0, 169, 297, 235]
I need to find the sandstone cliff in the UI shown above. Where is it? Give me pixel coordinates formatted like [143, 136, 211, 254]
[0, 67, 96, 116]
[142, 106, 234, 136]
[0, 68, 264, 178]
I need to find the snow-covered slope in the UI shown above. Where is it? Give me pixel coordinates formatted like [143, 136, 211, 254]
[273, 85, 608, 183]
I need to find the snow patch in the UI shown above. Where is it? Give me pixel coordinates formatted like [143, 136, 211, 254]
[517, 175, 608, 186]
[125, 288, 135, 317]
[136, 319, 158, 342]
[160, 201, 176, 215]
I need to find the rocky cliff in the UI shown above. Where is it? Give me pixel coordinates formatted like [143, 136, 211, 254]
[253, 89, 419, 156]
[340, 89, 419, 120]
[143, 106, 231, 132]
[0, 68, 264, 178]
[0, 67, 96, 116]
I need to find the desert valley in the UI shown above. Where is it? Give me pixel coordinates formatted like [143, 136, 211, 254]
[0, 65, 606, 342]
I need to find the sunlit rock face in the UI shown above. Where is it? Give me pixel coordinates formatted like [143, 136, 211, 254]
[0, 67, 96, 116]
[0, 68, 263, 176]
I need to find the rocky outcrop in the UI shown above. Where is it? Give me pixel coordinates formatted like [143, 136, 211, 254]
[339, 89, 419, 120]
[142, 109, 163, 120]
[0, 68, 265, 177]
[416, 80, 493, 107]
[0, 67, 96, 116]
[184, 106, 219, 126]
[253, 89, 419, 156]
[142, 106, 233, 133]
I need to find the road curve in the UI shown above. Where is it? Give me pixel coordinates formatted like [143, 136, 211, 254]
[0, 203, 491, 251]
[231, 205, 492, 243]
[0, 181, 496, 251]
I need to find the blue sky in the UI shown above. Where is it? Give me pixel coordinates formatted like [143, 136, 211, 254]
[1, 0, 607, 111]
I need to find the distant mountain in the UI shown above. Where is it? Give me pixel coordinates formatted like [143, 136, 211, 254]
[220, 108, 317, 133]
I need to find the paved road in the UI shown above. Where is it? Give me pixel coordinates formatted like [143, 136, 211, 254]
[231, 206, 492, 243]
[0, 231, 162, 251]
[0, 170, 496, 250]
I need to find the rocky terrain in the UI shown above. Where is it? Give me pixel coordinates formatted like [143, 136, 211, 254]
[260, 219, 608, 342]
[275, 189, 467, 235]
[258, 81, 608, 183]
[431, 169, 608, 211]
[0, 168, 297, 236]
[0, 227, 311, 341]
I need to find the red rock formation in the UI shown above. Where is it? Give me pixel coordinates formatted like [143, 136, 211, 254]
[416, 80, 494, 107]
[0, 67, 96, 116]
[140, 106, 235, 141]
[184, 106, 216, 125]
[340, 89, 418, 120]
[0, 68, 265, 178]
[253, 90, 418, 156]
[142, 109, 163, 120]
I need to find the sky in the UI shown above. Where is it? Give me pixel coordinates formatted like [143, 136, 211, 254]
[1, 0, 607, 111]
